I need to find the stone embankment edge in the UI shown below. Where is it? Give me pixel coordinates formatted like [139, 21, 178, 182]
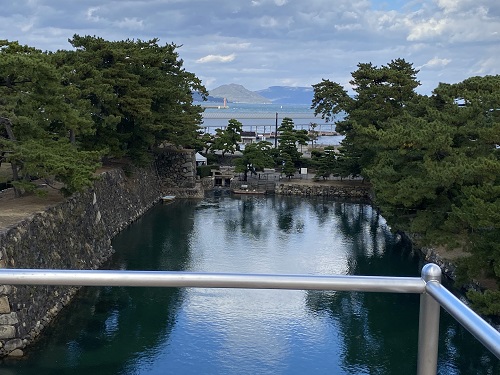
[274, 182, 371, 199]
[0, 166, 165, 357]
[0, 148, 203, 357]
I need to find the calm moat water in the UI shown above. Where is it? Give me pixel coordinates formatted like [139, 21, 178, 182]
[3, 195, 498, 374]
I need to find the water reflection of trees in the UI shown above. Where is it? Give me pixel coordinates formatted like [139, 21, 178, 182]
[274, 197, 298, 233]
[223, 195, 309, 239]
[305, 201, 498, 374]
[18, 202, 197, 374]
[224, 196, 272, 240]
[306, 201, 421, 373]
[306, 197, 333, 225]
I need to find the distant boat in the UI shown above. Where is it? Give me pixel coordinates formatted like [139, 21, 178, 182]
[161, 195, 176, 202]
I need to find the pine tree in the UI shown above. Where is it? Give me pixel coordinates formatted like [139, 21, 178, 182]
[0, 41, 100, 196]
[235, 141, 274, 181]
[212, 119, 243, 157]
[67, 35, 207, 163]
[312, 58, 420, 177]
[277, 117, 309, 166]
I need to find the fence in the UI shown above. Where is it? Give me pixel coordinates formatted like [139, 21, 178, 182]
[0, 263, 498, 374]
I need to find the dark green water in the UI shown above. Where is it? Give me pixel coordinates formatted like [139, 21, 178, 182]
[2, 195, 498, 374]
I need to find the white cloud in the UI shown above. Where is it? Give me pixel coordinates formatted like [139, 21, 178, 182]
[334, 23, 363, 31]
[472, 57, 498, 75]
[86, 7, 100, 22]
[404, 4, 500, 43]
[406, 17, 449, 41]
[436, 0, 460, 14]
[436, 0, 481, 15]
[1, 0, 498, 93]
[196, 54, 236, 64]
[419, 57, 452, 70]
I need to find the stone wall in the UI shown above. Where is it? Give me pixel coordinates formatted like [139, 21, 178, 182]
[275, 182, 370, 199]
[0, 151, 200, 357]
[155, 147, 197, 189]
[154, 147, 204, 199]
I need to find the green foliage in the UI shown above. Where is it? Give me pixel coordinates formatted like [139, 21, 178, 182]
[311, 80, 352, 123]
[197, 164, 217, 178]
[9, 138, 102, 196]
[313, 61, 500, 314]
[312, 58, 420, 177]
[277, 117, 309, 166]
[0, 36, 208, 197]
[315, 147, 339, 179]
[198, 133, 214, 154]
[212, 119, 242, 156]
[205, 152, 219, 165]
[366, 75, 500, 313]
[0, 41, 99, 196]
[235, 141, 274, 181]
[281, 153, 296, 178]
[66, 35, 207, 160]
[466, 290, 500, 316]
[310, 149, 323, 159]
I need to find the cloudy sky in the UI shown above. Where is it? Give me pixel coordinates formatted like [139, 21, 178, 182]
[2, 0, 499, 94]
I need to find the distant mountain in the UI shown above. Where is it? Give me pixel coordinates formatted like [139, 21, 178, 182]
[209, 84, 271, 104]
[256, 86, 314, 104]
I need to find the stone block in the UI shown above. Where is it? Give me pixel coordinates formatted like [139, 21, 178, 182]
[0, 325, 16, 339]
[0, 313, 18, 325]
[0, 296, 10, 313]
[8, 348, 23, 357]
[0, 285, 12, 295]
[4, 338, 22, 352]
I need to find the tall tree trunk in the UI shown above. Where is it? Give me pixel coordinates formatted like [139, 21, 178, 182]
[1, 116, 16, 141]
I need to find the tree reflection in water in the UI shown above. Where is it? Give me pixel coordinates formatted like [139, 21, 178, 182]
[305, 201, 498, 375]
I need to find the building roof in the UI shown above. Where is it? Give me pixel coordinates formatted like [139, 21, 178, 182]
[195, 152, 207, 162]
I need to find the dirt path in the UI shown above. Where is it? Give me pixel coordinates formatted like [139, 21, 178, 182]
[0, 186, 65, 231]
[0, 164, 118, 232]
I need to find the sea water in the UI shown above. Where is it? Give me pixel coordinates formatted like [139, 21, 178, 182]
[198, 102, 344, 146]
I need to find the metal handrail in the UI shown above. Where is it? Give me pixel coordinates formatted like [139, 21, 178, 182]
[0, 264, 498, 375]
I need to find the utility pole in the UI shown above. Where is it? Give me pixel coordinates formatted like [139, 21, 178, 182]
[274, 112, 278, 148]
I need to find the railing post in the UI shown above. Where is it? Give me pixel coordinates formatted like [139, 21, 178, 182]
[417, 263, 442, 375]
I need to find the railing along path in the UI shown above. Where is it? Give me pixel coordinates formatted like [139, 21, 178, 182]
[0, 264, 498, 374]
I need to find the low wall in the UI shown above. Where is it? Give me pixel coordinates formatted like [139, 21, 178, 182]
[0, 150, 201, 357]
[275, 183, 370, 199]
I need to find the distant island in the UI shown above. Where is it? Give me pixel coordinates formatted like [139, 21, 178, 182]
[193, 83, 314, 105]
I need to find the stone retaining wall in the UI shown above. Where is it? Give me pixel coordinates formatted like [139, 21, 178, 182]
[275, 183, 370, 199]
[0, 149, 201, 357]
[155, 147, 197, 189]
